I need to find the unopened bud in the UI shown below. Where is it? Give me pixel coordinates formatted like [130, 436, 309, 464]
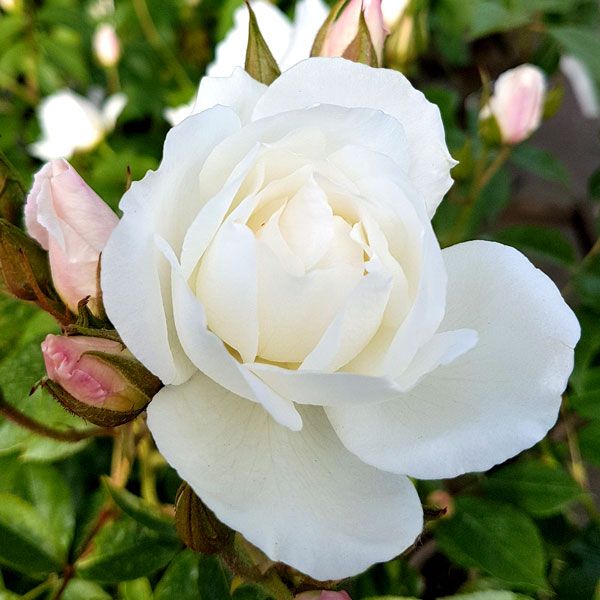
[480, 64, 547, 145]
[175, 482, 234, 554]
[42, 334, 161, 426]
[25, 159, 118, 315]
[93, 24, 121, 68]
[320, 0, 387, 64]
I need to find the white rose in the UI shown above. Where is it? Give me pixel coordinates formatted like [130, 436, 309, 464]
[102, 58, 579, 580]
[30, 89, 126, 161]
[164, 0, 328, 126]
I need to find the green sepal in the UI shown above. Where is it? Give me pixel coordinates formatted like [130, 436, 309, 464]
[0, 150, 26, 226]
[82, 351, 162, 399]
[42, 379, 145, 428]
[310, 0, 347, 57]
[244, 1, 281, 85]
[342, 9, 379, 67]
[175, 482, 234, 555]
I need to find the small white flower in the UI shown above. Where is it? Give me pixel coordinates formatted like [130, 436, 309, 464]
[29, 89, 126, 161]
[163, 0, 328, 126]
[93, 23, 121, 68]
[103, 58, 579, 580]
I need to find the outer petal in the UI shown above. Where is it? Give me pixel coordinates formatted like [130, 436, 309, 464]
[193, 68, 268, 125]
[101, 107, 241, 384]
[147, 372, 423, 581]
[252, 57, 456, 216]
[327, 241, 580, 479]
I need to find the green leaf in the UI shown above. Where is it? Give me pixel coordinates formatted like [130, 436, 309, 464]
[20, 463, 76, 560]
[154, 550, 200, 600]
[61, 580, 112, 600]
[549, 27, 600, 83]
[197, 555, 231, 600]
[118, 578, 154, 600]
[510, 145, 570, 185]
[76, 515, 181, 583]
[103, 478, 177, 538]
[442, 593, 532, 599]
[589, 168, 600, 201]
[435, 497, 547, 591]
[570, 390, 600, 420]
[232, 584, 272, 600]
[0, 492, 64, 577]
[244, 1, 280, 85]
[484, 460, 583, 517]
[556, 526, 600, 600]
[468, 1, 530, 40]
[491, 225, 576, 267]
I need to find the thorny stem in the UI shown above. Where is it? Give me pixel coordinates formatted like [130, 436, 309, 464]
[0, 392, 115, 442]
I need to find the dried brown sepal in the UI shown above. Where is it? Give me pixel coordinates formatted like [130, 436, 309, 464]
[175, 482, 234, 554]
[244, 0, 281, 85]
[0, 218, 71, 323]
[43, 379, 145, 427]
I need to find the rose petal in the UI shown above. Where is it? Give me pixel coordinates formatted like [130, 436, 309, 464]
[252, 58, 456, 216]
[147, 372, 423, 580]
[327, 241, 580, 479]
[102, 107, 241, 384]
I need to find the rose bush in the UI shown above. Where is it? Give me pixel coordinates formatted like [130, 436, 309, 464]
[102, 57, 579, 580]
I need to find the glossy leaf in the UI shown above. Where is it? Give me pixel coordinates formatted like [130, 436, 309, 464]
[484, 461, 583, 517]
[0, 492, 64, 577]
[76, 515, 181, 583]
[435, 497, 547, 591]
[154, 550, 201, 600]
[103, 477, 177, 538]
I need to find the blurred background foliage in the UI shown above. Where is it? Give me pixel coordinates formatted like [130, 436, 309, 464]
[0, 0, 600, 598]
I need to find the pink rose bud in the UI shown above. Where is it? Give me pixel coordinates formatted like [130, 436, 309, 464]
[321, 0, 387, 63]
[42, 335, 161, 426]
[25, 159, 118, 315]
[296, 592, 352, 600]
[481, 64, 547, 145]
[93, 23, 121, 68]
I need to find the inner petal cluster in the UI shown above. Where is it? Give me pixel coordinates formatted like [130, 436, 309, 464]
[191, 115, 421, 373]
